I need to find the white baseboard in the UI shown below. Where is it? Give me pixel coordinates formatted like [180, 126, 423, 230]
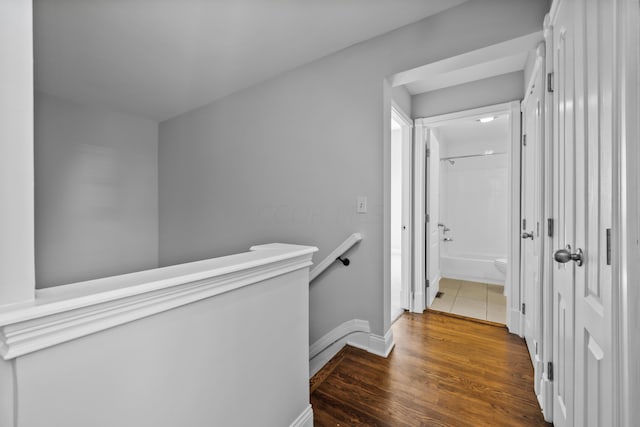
[367, 328, 395, 357]
[289, 404, 313, 427]
[507, 308, 522, 336]
[426, 274, 441, 308]
[441, 271, 505, 286]
[540, 377, 554, 423]
[309, 319, 396, 377]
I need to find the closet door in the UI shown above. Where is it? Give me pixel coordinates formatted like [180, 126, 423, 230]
[551, 1, 576, 425]
[551, 1, 615, 426]
[521, 58, 545, 398]
[571, 0, 614, 425]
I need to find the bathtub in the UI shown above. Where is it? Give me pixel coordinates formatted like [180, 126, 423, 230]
[440, 252, 506, 286]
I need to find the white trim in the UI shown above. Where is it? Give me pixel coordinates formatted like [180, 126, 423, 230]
[0, 244, 317, 360]
[412, 124, 427, 313]
[426, 274, 441, 307]
[309, 233, 362, 282]
[415, 102, 518, 127]
[391, 101, 412, 127]
[309, 319, 371, 377]
[392, 106, 414, 312]
[616, 1, 639, 425]
[309, 319, 370, 359]
[522, 43, 545, 108]
[367, 328, 395, 357]
[540, 13, 555, 423]
[308, 319, 395, 377]
[441, 272, 503, 286]
[507, 100, 523, 337]
[289, 405, 314, 427]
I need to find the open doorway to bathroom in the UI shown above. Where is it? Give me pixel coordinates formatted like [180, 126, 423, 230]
[390, 107, 412, 323]
[414, 102, 521, 330]
[433, 115, 509, 323]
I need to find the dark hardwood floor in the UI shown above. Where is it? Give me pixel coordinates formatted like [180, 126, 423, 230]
[310, 311, 552, 427]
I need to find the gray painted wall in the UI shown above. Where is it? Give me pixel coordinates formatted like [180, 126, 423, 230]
[158, 0, 547, 343]
[35, 92, 159, 288]
[411, 71, 524, 119]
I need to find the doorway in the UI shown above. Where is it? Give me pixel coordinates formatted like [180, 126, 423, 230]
[413, 102, 522, 333]
[390, 106, 412, 322]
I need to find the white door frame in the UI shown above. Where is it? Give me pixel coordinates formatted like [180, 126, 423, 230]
[391, 104, 413, 312]
[616, 0, 640, 425]
[521, 42, 546, 410]
[414, 101, 522, 335]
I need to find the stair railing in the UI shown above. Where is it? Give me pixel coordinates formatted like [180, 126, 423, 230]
[309, 233, 362, 282]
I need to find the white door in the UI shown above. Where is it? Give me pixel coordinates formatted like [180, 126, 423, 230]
[391, 109, 412, 315]
[521, 67, 544, 396]
[571, 0, 614, 425]
[551, 1, 576, 425]
[427, 130, 441, 305]
[552, 1, 614, 426]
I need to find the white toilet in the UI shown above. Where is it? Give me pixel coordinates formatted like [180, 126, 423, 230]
[494, 258, 507, 276]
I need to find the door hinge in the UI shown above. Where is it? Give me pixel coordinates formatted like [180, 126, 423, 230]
[521, 303, 526, 314]
[425, 279, 430, 288]
[426, 148, 431, 157]
[522, 134, 527, 146]
[606, 228, 612, 265]
[547, 72, 554, 92]
[522, 219, 527, 230]
[547, 218, 554, 237]
[547, 362, 554, 381]
[426, 213, 430, 223]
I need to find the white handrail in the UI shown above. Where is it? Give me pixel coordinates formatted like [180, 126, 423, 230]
[309, 233, 362, 282]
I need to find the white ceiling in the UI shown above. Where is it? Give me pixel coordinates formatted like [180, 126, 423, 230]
[34, 0, 468, 121]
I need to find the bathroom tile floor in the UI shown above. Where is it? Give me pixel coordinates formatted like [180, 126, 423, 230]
[430, 278, 506, 324]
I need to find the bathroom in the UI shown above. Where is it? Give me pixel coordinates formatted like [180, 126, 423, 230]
[430, 114, 509, 323]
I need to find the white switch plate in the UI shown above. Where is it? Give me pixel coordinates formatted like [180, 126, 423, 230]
[357, 196, 367, 213]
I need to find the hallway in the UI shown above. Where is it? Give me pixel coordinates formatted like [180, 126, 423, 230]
[311, 311, 551, 426]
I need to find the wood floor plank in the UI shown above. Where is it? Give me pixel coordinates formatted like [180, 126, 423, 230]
[310, 311, 552, 427]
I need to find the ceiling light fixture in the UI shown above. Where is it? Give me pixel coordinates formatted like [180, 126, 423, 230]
[478, 116, 496, 123]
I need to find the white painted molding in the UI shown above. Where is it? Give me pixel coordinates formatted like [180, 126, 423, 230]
[289, 405, 314, 427]
[309, 319, 395, 377]
[540, 377, 554, 422]
[309, 319, 370, 359]
[367, 329, 395, 357]
[416, 102, 520, 127]
[506, 100, 522, 337]
[309, 233, 362, 282]
[427, 274, 442, 308]
[439, 272, 504, 287]
[412, 124, 427, 314]
[309, 319, 370, 377]
[507, 308, 522, 336]
[0, 244, 317, 360]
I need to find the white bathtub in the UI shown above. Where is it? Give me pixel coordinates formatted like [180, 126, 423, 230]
[440, 253, 505, 286]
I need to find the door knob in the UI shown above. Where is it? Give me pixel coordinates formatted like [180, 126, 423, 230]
[554, 245, 584, 267]
[522, 231, 534, 240]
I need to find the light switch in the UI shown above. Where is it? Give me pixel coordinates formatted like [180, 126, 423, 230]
[357, 196, 367, 213]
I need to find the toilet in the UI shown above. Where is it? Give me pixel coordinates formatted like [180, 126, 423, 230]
[494, 258, 507, 276]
